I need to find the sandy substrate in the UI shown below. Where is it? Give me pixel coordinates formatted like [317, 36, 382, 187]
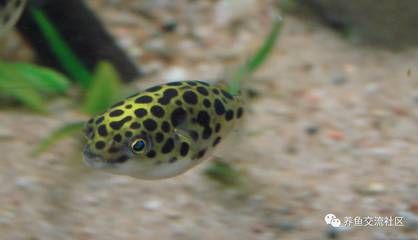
[0, 1, 417, 239]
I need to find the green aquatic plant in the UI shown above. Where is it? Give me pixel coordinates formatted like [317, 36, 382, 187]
[0, 61, 70, 112]
[205, 160, 243, 186]
[205, 15, 282, 182]
[228, 14, 282, 95]
[30, 6, 92, 88]
[34, 61, 123, 155]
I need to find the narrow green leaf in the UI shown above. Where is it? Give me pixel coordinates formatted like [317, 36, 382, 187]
[228, 14, 283, 95]
[82, 61, 122, 115]
[0, 63, 47, 112]
[6, 62, 70, 94]
[33, 121, 85, 156]
[205, 161, 242, 186]
[245, 15, 283, 72]
[30, 7, 92, 88]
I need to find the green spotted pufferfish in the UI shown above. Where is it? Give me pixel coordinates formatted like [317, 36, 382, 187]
[82, 14, 281, 180]
[83, 81, 244, 179]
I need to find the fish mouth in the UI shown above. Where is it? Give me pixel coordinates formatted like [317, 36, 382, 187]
[83, 145, 110, 169]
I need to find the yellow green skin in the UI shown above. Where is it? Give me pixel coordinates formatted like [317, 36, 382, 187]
[83, 81, 243, 179]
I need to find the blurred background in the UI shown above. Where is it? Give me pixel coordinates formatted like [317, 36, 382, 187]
[0, 0, 417, 239]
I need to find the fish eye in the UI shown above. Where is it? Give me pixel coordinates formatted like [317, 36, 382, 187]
[131, 139, 146, 154]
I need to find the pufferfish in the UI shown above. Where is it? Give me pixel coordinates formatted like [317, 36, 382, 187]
[83, 81, 244, 179]
[0, 0, 26, 36]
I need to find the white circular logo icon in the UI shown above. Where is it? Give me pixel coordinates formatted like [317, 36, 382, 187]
[324, 213, 341, 227]
[331, 218, 341, 227]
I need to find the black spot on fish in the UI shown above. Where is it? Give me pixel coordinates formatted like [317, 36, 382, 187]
[171, 107, 187, 127]
[109, 109, 124, 117]
[180, 142, 189, 156]
[146, 85, 162, 92]
[95, 141, 106, 150]
[135, 95, 153, 104]
[113, 133, 122, 142]
[130, 122, 141, 129]
[167, 82, 183, 86]
[134, 108, 147, 118]
[197, 87, 209, 96]
[213, 137, 221, 146]
[109, 116, 132, 130]
[125, 131, 133, 138]
[182, 91, 198, 105]
[203, 99, 211, 108]
[111, 100, 124, 108]
[186, 81, 197, 86]
[155, 132, 164, 143]
[214, 99, 225, 115]
[202, 127, 212, 139]
[197, 81, 210, 86]
[237, 107, 243, 118]
[95, 116, 104, 125]
[158, 89, 178, 105]
[225, 110, 234, 121]
[147, 150, 156, 158]
[151, 105, 165, 118]
[212, 89, 220, 95]
[125, 104, 132, 109]
[196, 111, 210, 127]
[97, 124, 108, 137]
[221, 90, 233, 100]
[143, 119, 158, 131]
[197, 149, 207, 159]
[162, 138, 175, 153]
[215, 123, 221, 133]
[161, 121, 171, 133]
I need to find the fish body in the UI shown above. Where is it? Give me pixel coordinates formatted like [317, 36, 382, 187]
[83, 81, 243, 179]
[0, 0, 26, 36]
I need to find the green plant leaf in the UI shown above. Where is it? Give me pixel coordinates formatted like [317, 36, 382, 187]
[0, 63, 47, 112]
[205, 160, 242, 186]
[82, 61, 122, 115]
[228, 14, 283, 95]
[7, 62, 70, 94]
[30, 7, 92, 88]
[33, 121, 85, 156]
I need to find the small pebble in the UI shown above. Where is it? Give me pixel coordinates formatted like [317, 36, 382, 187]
[326, 130, 345, 141]
[161, 20, 177, 32]
[15, 177, 36, 190]
[163, 67, 188, 82]
[304, 123, 320, 136]
[354, 182, 386, 195]
[143, 200, 162, 211]
[331, 75, 348, 86]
